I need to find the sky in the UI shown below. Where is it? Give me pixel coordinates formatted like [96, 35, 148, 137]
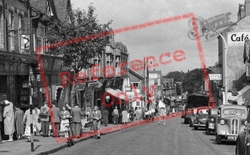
[70, 0, 244, 75]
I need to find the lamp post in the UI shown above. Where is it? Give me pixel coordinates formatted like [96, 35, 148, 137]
[202, 27, 228, 105]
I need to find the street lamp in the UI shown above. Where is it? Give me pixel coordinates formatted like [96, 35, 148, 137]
[202, 27, 228, 105]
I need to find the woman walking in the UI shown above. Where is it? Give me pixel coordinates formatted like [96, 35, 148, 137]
[23, 107, 36, 141]
[60, 107, 70, 137]
[121, 108, 128, 124]
[33, 106, 41, 136]
[14, 105, 24, 139]
[3, 100, 15, 142]
[102, 108, 109, 126]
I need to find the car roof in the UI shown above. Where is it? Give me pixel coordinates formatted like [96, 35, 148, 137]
[219, 104, 247, 110]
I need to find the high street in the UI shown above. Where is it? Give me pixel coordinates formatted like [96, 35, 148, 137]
[51, 117, 235, 155]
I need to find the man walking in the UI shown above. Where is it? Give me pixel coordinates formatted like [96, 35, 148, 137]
[51, 101, 61, 137]
[91, 106, 102, 139]
[71, 103, 82, 138]
[40, 101, 49, 137]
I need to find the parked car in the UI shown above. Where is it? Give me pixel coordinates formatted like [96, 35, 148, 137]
[235, 105, 250, 155]
[215, 105, 247, 144]
[205, 107, 218, 135]
[193, 107, 209, 130]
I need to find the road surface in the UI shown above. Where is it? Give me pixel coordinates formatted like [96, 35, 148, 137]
[52, 117, 235, 155]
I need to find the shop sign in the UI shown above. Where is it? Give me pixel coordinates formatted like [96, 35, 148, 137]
[209, 74, 222, 80]
[228, 32, 250, 46]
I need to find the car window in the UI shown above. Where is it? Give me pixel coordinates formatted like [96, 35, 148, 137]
[198, 109, 208, 114]
[223, 108, 246, 117]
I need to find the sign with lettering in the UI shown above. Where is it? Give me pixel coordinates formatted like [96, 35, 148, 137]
[188, 12, 234, 41]
[209, 74, 222, 80]
[227, 32, 250, 46]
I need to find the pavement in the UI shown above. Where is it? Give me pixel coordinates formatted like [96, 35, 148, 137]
[0, 119, 153, 155]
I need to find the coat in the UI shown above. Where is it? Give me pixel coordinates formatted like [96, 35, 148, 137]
[3, 102, 15, 135]
[51, 106, 61, 123]
[40, 105, 49, 122]
[102, 109, 109, 124]
[15, 108, 24, 135]
[71, 106, 82, 123]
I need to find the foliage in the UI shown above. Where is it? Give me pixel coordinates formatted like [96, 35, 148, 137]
[182, 68, 204, 94]
[165, 71, 184, 82]
[45, 5, 114, 71]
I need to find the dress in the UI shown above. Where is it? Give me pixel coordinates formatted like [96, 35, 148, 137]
[122, 110, 128, 123]
[23, 109, 36, 137]
[60, 110, 70, 132]
[34, 108, 41, 132]
[102, 109, 109, 125]
[15, 108, 24, 135]
[3, 102, 15, 135]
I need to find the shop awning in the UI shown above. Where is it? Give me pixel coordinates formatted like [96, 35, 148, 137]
[105, 88, 126, 100]
[228, 85, 250, 105]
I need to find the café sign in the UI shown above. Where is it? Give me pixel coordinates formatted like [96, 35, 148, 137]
[227, 32, 250, 46]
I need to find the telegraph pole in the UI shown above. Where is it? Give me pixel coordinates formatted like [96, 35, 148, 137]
[27, 0, 34, 152]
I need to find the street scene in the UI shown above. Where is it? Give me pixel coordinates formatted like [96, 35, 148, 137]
[0, 0, 250, 155]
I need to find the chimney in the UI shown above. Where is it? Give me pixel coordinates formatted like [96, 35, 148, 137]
[238, 4, 246, 20]
[245, 0, 250, 16]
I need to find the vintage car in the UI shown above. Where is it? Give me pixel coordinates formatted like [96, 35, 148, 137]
[193, 107, 209, 130]
[215, 105, 247, 144]
[205, 107, 218, 135]
[235, 105, 250, 155]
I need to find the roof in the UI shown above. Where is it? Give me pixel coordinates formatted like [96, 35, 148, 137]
[219, 104, 247, 110]
[129, 68, 144, 80]
[30, 0, 71, 21]
[149, 70, 162, 75]
[53, 0, 71, 22]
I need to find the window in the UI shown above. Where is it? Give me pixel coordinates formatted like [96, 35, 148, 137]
[46, 0, 53, 17]
[0, 7, 4, 49]
[9, 11, 14, 51]
[131, 83, 139, 89]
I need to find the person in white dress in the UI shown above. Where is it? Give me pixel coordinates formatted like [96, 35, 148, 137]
[60, 106, 70, 137]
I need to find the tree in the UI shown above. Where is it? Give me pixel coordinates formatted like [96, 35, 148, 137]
[182, 68, 204, 94]
[45, 5, 113, 106]
[164, 71, 184, 82]
[45, 5, 113, 71]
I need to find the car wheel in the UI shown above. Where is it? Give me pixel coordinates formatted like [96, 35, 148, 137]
[206, 128, 210, 135]
[194, 126, 198, 130]
[184, 118, 188, 124]
[189, 120, 193, 127]
[236, 132, 245, 155]
[216, 135, 222, 144]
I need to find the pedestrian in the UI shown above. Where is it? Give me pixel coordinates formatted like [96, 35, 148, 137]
[0, 101, 4, 142]
[50, 101, 61, 137]
[86, 107, 93, 130]
[102, 108, 109, 126]
[121, 108, 128, 124]
[71, 103, 82, 138]
[135, 107, 142, 120]
[14, 105, 24, 139]
[3, 100, 15, 142]
[23, 106, 36, 141]
[158, 107, 166, 125]
[91, 106, 102, 139]
[60, 106, 70, 137]
[39, 101, 49, 137]
[80, 108, 87, 130]
[130, 107, 134, 121]
[33, 106, 41, 136]
[112, 106, 119, 124]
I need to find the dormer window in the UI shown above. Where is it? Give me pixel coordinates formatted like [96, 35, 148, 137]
[46, 0, 53, 17]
